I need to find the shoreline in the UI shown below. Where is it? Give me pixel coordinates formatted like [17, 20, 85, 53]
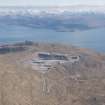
[0, 40, 104, 54]
[0, 41, 104, 59]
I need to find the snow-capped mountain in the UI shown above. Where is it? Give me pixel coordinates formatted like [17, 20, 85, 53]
[0, 5, 105, 16]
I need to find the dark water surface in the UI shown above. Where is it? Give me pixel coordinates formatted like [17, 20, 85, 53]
[0, 24, 105, 52]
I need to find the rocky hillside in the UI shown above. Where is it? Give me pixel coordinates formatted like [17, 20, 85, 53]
[0, 42, 105, 105]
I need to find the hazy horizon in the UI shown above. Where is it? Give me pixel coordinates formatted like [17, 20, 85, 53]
[0, 0, 104, 6]
[0, 4, 105, 8]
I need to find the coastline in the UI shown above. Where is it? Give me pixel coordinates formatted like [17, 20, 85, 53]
[0, 41, 104, 54]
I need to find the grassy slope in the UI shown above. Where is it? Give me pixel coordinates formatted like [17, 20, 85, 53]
[0, 43, 105, 105]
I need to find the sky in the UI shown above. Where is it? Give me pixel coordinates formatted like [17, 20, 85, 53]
[0, 0, 105, 6]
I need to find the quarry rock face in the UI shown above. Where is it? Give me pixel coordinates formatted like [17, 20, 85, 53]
[0, 43, 105, 105]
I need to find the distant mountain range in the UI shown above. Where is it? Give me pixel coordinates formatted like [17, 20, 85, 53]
[0, 6, 105, 32]
[0, 5, 105, 15]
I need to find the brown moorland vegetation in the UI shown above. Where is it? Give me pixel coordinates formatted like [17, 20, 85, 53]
[0, 42, 105, 105]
